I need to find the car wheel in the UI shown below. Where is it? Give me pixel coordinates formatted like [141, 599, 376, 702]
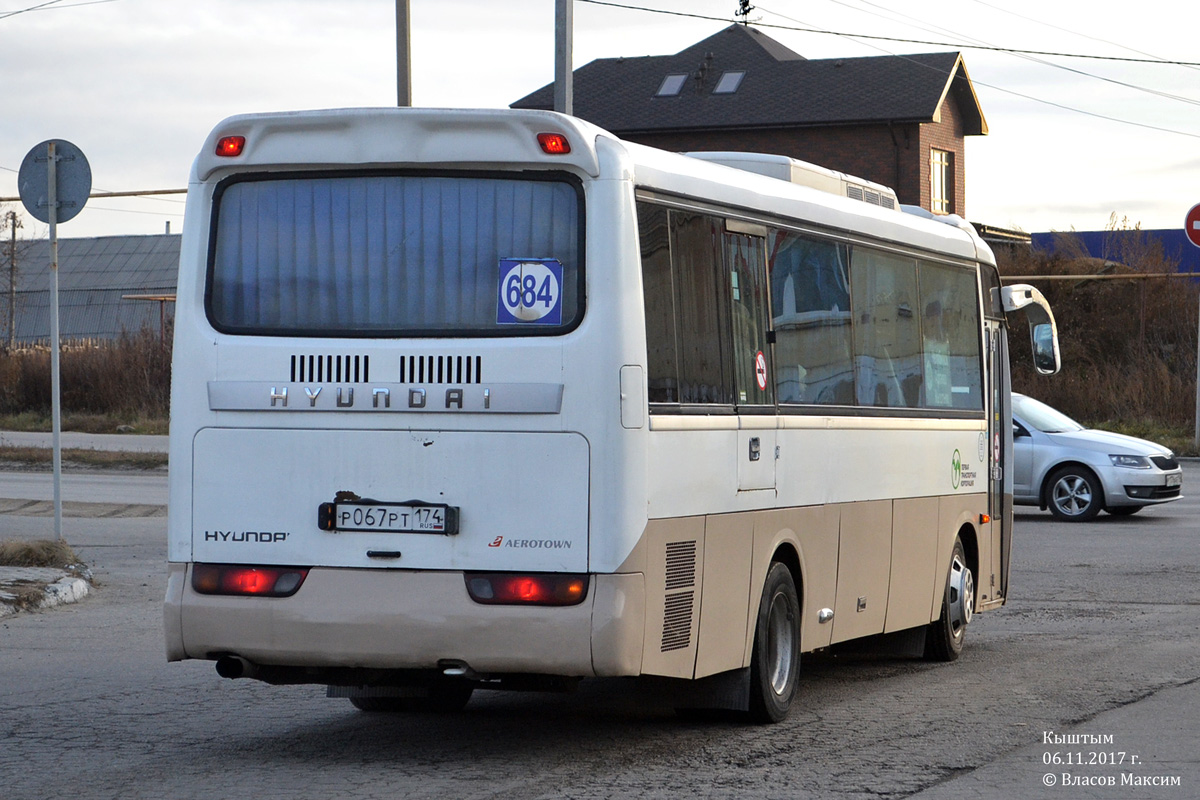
[748, 561, 801, 724]
[1107, 506, 1142, 516]
[925, 537, 973, 662]
[1046, 466, 1103, 521]
[350, 682, 474, 713]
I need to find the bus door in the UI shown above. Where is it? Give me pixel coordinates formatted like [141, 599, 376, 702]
[725, 222, 775, 493]
[985, 320, 1012, 602]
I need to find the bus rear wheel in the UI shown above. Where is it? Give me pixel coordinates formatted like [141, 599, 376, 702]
[925, 537, 972, 662]
[748, 561, 801, 723]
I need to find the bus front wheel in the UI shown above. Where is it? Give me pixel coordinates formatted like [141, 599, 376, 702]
[748, 561, 801, 723]
[925, 537, 973, 662]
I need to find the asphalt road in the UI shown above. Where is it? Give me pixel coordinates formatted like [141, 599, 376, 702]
[1, 465, 1197, 799]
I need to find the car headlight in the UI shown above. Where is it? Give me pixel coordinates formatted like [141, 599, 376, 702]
[1109, 454, 1152, 469]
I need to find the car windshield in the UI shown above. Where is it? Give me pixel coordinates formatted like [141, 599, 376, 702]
[1012, 394, 1084, 433]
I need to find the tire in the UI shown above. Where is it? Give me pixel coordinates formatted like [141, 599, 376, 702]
[349, 682, 473, 713]
[748, 561, 801, 723]
[925, 537, 973, 662]
[1046, 466, 1104, 522]
[1107, 506, 1142, 516]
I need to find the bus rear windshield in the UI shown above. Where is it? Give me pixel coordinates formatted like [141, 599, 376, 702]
[207, 172, 583, 336]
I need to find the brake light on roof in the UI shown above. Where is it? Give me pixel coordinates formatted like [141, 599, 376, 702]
[537, 133, 571, 155]
[215, 135, 246, 157]
[464, 572, 588, 605]
[192, 564, 309, 597]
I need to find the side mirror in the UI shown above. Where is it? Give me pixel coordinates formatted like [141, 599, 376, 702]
[1001, 284, 1061, 375]
[1032, 323, 1057, 374]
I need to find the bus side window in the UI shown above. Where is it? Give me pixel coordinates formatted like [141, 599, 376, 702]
[725, 230, 773, 407]
[668, 211, 734, 405]
[918, 262, 984, 410]
[769, 231, 854, 406]
[637, 203, 680, 403]
[850, 248, 923, 409]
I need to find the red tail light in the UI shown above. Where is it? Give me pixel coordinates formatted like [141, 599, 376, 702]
[537, 133, 571, 155]
[192, 564, 309, 597]
[465, 572, 588, 605]
[215, 135, 246, 157]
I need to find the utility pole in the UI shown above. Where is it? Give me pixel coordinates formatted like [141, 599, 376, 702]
[554, 0, 573, 114]
[396, 0, 411, 106]
[3, 210, 20, 350]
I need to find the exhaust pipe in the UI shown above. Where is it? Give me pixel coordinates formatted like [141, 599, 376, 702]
[215, 655, 258, 680]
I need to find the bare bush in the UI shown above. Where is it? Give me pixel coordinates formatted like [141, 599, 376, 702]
[1001, 226, 1199, 427]
[0, 327, 171, 418]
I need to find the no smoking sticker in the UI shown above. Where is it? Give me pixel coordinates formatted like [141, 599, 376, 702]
[754, 351, 768, 391]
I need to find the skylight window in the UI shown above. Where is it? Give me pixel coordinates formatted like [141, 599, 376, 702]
[656, 74, 688, 97]
[713, 71, 745, 94]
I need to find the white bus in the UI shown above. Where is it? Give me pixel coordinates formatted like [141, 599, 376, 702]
[164, 108, 1059, 722]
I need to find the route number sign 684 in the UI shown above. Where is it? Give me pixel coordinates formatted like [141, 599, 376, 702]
[497, 259, 563, 325]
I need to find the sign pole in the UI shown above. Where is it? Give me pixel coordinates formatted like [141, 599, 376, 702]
[1186, 203, 1200, 448]
[47, 142, 63, 541]
[17, 138, 89, 543]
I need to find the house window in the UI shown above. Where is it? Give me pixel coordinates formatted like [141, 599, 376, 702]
[713, 71, 745, 94]
[656, 74, 688, 97]
[931, 149, 954, 214]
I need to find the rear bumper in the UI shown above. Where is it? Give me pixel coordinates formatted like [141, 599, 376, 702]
[164, 564, 645, 678]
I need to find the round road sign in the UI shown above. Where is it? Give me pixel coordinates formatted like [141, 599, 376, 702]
[1186, 203, 1200, 249]
[18, 140, 91, 225]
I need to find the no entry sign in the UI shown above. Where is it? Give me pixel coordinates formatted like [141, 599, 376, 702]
[1186, 203, 1200, 249]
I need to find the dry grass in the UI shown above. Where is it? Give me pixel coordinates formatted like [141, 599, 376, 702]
[1002, 229, 1199, 442]
[0, 328, 170, 418]
[0, 538, 82, 569]
[0, 445, 167, 470]
[0, 411, 168, 435]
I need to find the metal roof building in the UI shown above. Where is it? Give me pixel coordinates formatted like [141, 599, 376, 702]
[5, 233, 180, 344]
[1032, 229, 1200, 274]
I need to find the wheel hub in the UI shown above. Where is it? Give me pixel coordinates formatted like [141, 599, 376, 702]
[766, 591, 796, 695]
[1053, 475, 1093, 515]
[947, 554, 973, 637]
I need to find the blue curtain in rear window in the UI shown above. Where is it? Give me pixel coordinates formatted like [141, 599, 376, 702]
[209, 175, 580, 334]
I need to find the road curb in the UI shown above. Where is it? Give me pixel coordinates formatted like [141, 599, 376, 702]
[0, 567, 91, 617]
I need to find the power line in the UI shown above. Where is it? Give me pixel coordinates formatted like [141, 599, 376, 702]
[753, 3, 1200, 138]
[965, 0, 1198, 72]
[575, 0, 1200, 66]
[85, 205, 183, 218]
[578, 0, 1200, 140]
[818, 0, 1200, 107]
[0, 0, 118, 19]
[757, 3, 1200, 140]
[0, 0, 63, 21]
[0, 188, 187, 203]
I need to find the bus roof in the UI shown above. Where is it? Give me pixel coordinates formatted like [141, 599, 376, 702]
[192, 106, 993, 266]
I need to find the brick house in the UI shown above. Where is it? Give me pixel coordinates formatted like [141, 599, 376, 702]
[512, 24, 987, 216]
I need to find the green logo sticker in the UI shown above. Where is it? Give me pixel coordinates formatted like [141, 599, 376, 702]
[952, 449, 962, 490]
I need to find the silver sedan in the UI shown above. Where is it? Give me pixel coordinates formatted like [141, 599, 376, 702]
[1012, 393, 1184, 521]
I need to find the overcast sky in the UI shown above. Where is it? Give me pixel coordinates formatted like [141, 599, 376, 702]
[2, 0, 1198, 240]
